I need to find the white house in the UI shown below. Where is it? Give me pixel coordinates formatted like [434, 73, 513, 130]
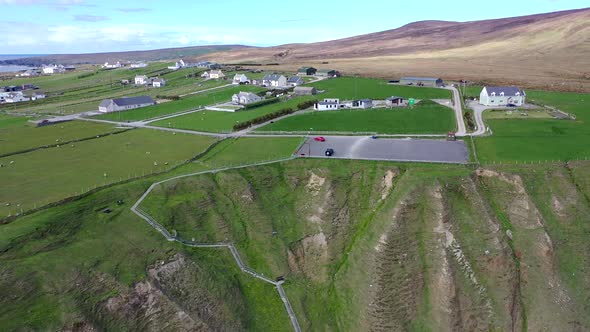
[168, 59, 186, 70]
[98, 96, 155, 113]
[0, 92, 10, 103]
[30, 92, 46, 100]
[151, 78, 166, 88]
[479, 86, 526, 106]
[42, 65, 65, 75]
[232, 91, 262, 105]
[17, 69, 39, 77]
[314, 98, 341, 111]
[263, 74, 287, 87]
[4, 92, 30, 103]
[135, 75, 148, 85]
[209, 70, 225, 79]
[287, 76, 304, 86]
[232, 74, 250, 85]
[102, 62, 122, 69]
[130, 62, 147, 68]
[345, 99, 373, 109]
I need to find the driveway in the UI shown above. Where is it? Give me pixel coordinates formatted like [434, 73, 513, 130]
[296, 136, 469, 164]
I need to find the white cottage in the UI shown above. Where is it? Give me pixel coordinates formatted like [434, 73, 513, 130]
[262, 74, 287, 87]
[479, 86, 526, 106]
[135, 75, 148, 85]
[232, 74, 250, 85]
[314, 98, 341, 111]
[232, 91, 262, 105]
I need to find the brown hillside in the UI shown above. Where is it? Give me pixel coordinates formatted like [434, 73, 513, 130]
[194, 8, 590, 91]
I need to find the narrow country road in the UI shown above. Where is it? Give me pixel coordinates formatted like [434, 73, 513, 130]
[444, 86, 467, 136]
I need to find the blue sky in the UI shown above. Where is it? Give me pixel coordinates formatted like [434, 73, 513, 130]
[0, 0, 587, 54]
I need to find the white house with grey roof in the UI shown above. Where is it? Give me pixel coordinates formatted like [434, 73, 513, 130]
[287, 76, 304, 86]
[232, 74, 250, 85]
[232, 91, 262, 105]
[98, 96, 155, 113]
[262, 74, 287, 87]
[479, 86, 526, 106]
[135, 75, 148, 85]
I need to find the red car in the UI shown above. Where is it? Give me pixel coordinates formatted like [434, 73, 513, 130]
[314, 136, 326, 142]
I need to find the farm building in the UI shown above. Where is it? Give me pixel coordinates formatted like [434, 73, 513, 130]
[151, 78, 166, 88]
[98, 96, 155, 113]
[263, 74, 287, 87]
[314, 98, 341, 111]
[385, 96, 405, 106]
[316, 69, 340, 78]
[293, 86, 317, 96]
[135, 75, 148, 85]
[232, 74, 250, 85]
[479, 86, 526, 106]
[400, 77, 444, 87]
[287, 76, 304, 86]
[232, 91, 262, 105]
[346, 99, 373, 109]
[297, 67, 317, 76]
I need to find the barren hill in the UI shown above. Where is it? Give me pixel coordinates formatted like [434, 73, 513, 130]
[195, 8, 590, 91]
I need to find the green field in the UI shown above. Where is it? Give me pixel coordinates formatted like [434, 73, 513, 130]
[0, 117, 125, 156]
[152, 96, 317, 133]
[94, 85, 263, 122]
[0, 129, 215, 216]
[311, 77, 452, 99]
[475, 90, 590, 162]
[256, 100, 455, 134]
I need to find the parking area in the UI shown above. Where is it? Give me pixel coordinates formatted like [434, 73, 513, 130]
[296, 136, 469, 164]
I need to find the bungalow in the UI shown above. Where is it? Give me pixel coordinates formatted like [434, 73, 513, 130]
[262, 74, 287, 87]
[102, 62, 122, 69]
[42, 65, 65, 75]
[232, 74, 250, 85]
[130, 62, 147, 68]
[385, 96, 405, 107]
[98, 96, 155, 113]
[314, 98, 341, 111]
[479, 86, 526, 106]
[203, 70, 225, 79]
[293, 86, 317, 96]
[30, 92, 46, 100]
[287, 76, 304, 86]
[232, 91, 262, 105]
[4, 92, 30, 103]
[17, 69, 39, 77]
[346, 99, 373, 109]
[316, 69, 340, 78]
[297, 67, 317, 76]
[168, 60, 184, 70]
[197, 61, 221, 69]
[135, 75, 148, 85]
[151, 78, 166, 88]
[400, 77, 444, 87]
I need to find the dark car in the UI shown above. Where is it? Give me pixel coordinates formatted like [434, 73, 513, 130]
[325, 148, 334, 156]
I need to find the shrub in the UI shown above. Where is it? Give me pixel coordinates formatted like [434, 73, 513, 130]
[242, 97, 279, 110]
[297, 100, 318, 110]
[233, 107, 294, 131]
[156, 95, 180, 101]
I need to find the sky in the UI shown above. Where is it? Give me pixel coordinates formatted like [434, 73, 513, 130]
[0, 0, 587, 54]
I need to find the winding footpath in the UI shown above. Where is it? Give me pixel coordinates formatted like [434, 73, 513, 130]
[131, 157, 302, 332]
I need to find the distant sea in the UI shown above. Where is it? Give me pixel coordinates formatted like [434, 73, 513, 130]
[0, 54, 47, 73]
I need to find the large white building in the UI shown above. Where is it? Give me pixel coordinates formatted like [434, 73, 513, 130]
[232, 91, 262, 105]
[479, 86, 526, 106]
[42, 65, 65, 75]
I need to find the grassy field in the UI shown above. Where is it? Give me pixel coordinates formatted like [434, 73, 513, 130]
[475, 90, 590, 162]
[310, 77, 452, 99]
[0, 117, 126, 156]
[94, 85, 263, 122]
[152, 95, 317, 133]
[0, 129, 215, 216]
[256, 100, 455, 134]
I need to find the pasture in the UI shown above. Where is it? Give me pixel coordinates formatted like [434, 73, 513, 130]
[310, 77, 452, 99]
[256, 100, 456, 134]
[0, 129, 215, 217]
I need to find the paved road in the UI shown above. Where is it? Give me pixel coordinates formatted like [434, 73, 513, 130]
[131, 158, 302, 332]
[444, 86, 467, 136]
[296, 136, 469, 164]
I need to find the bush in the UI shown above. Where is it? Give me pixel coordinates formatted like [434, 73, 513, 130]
[297, 100, 318, 110]
[233, 107, 294, 131]
[242, 97, 279, 110]
[156, 95, 180, 101]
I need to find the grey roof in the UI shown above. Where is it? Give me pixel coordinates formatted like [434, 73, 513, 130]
[294, 86, 315, 91]
[401, 77, 441, 81]
[317, 69, 336, 73]
[359, 98, 372, 102]
[386, 96, 404, 100]
[484, 86, 525, 97]
[317, 101, 339, 105]
[99, 99, 112, 108]
[111, 96, 155, 107]
[263, 74, 284, 81]
[288, 76, 303, 83]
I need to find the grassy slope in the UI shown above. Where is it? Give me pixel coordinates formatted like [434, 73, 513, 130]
[0, 117, 125, 156]
[152, 96, 317, 133]
[475, 90, 590, 162]
[0, 129, 215, 216]
[257, 100, 455, 134]
[310, 77, 452, 99]
[94, 85, 263, 122]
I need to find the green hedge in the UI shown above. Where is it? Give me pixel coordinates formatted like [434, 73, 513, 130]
[233, 108, 294, 131]
[242, 97, 279, 110]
